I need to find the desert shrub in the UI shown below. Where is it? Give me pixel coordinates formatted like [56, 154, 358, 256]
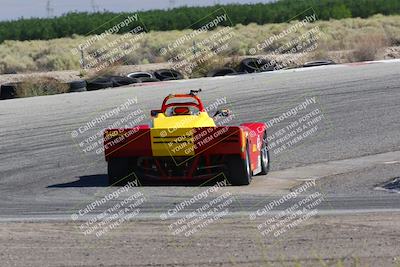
[36, 54, 79, 70]
[0, 15, 399, 74]
[224, 55, 242, 70]
[84, 64, 120, 80]
[186, 54, 226, 78]
[16, 77, 69, 97]
[382, 25, 400, 45]
[349, 34, 389, 61]
[309, 48, 330, 61]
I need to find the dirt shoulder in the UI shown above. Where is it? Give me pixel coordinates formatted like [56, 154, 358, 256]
[1, 212, 399, 267]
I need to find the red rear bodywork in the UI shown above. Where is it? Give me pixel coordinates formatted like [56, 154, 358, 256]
[104, 123, 266, 181]
[104, 91, 267, 182]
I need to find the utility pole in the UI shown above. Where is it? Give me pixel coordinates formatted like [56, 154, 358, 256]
[46, 0, 54, 18]
[91, 0, 99, 12]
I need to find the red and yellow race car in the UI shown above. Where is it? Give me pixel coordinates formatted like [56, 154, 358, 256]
[104, 90, 270, 186]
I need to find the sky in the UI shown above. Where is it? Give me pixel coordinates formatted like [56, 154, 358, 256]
[0, 0, 275, 21]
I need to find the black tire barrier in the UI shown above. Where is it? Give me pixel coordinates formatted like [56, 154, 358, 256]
[70, 87, 87, 93]
[207, 67, 237, 77]
[0, 84, 17, 100]
[154, 69, 183, 81]
[239, 58, 275, 73]
[137, 77, 160, 83]
[69, 80, 87, 93]
[86, 77, 114, 91]
[303, 60, 336, 68]
[226, 71, 247, 76]
[127, 71, 154, 79]
[3, 70, 17, 74]
[162, 77, 182, 81]
[109, 76, 138, 87]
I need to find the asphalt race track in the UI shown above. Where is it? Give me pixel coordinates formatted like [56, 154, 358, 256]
[0, 61, 400, 221]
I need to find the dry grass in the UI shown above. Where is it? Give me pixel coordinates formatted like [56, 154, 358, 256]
[188, 55, 226, 78]
[349, 34, 389, 62]
[0, 14, 399, 74]
[15, 77, 69, 97]
[84, 64, 120, 80]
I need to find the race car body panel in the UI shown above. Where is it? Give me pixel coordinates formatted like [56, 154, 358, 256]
[153, 112, 216, 129]
[105, 126, 246, 159]
[104, 90, 270, 185]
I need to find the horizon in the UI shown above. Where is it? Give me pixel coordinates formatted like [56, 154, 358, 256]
[0, 0, 275, 22]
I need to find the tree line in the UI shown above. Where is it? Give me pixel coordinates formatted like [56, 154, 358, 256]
[0, 0, 399, 43]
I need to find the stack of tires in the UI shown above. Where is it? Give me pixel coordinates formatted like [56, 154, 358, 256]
[206, 58, 277, 78]
[80, 76, 137, 91]
[69, 76, 137, 93]
[127, 71, 159, 83]
[239, 58, 275, 73]
[153, 69, 183, 81]
[69, 80, 87, 93]
[108, 76, 138, 87]
[207, 67, 237, 77]
[0, 84, 17, 100]
[126, 69, 184, 83]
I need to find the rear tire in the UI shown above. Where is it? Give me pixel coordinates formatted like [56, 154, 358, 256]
[108, 158, 139, 186]
[259, 132, 270, 175]
[227, 148, 252, 186]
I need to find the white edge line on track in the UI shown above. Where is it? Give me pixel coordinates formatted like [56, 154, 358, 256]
[1, 209, 400, 223]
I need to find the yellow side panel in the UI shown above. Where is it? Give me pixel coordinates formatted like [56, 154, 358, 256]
[150, 128, 195, 157]
[153, 112, 216, 129]
[252, 144, 258, 152]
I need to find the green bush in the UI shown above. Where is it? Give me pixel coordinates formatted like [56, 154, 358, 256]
[0, 0, 399, 43]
